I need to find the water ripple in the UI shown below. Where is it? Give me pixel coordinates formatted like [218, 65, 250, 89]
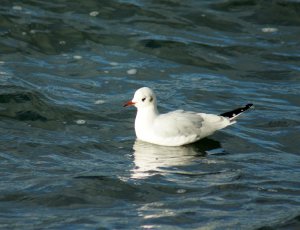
[0, 0, 300, 229]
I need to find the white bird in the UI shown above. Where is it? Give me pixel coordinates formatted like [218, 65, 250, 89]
[124, 87, 253, 147]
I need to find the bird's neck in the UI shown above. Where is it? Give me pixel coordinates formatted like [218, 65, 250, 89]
[135, 105, 159, 131]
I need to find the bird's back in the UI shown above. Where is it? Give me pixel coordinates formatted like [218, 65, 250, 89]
[142, 110, 231, 146]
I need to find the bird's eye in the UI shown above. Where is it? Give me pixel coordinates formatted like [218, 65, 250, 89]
[142, 97, 146, 102]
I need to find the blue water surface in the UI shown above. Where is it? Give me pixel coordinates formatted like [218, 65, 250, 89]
[0, 1, 300, 229]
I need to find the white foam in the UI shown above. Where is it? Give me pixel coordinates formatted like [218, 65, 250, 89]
[73, 55, 82, 60]
[13, 6, 22, 11]
[262, 27, 278, 33]
[177, 189, 186, 194]
[89, 11, 99, 17]
[59, 40, 66, 45]
[76, 119, 86, 125]
[127, 69, 137, 75]
[95, 100, 105, 105]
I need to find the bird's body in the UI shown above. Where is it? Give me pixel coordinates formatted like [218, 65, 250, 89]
[124, 87, 253, 146]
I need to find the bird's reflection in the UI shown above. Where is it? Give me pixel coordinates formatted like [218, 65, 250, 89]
[131, 138, 222, 179]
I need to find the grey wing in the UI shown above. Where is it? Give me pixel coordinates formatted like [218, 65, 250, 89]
[153, 110, 204, 138]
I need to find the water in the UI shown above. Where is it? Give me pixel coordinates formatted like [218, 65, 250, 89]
[0, 0, 300, 229]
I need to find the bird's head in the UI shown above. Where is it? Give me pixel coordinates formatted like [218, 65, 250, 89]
[124, 87, 157, 109]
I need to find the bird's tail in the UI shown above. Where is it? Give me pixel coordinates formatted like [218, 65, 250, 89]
[220, 104, 253, 121]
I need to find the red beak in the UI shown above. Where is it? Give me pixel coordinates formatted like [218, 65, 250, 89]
[123, 101, 136, 107]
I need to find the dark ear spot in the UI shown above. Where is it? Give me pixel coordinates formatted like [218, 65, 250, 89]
[149, 96, 153, 102]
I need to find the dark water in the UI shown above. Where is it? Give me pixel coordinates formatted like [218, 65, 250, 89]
[1, 0, 300, 229]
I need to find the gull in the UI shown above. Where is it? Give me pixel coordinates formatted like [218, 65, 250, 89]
[124, 87, 253, 146]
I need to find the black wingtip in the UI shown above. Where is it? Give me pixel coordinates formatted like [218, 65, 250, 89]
[220, 103, 254, 119]
[245, 103, 254, 109]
